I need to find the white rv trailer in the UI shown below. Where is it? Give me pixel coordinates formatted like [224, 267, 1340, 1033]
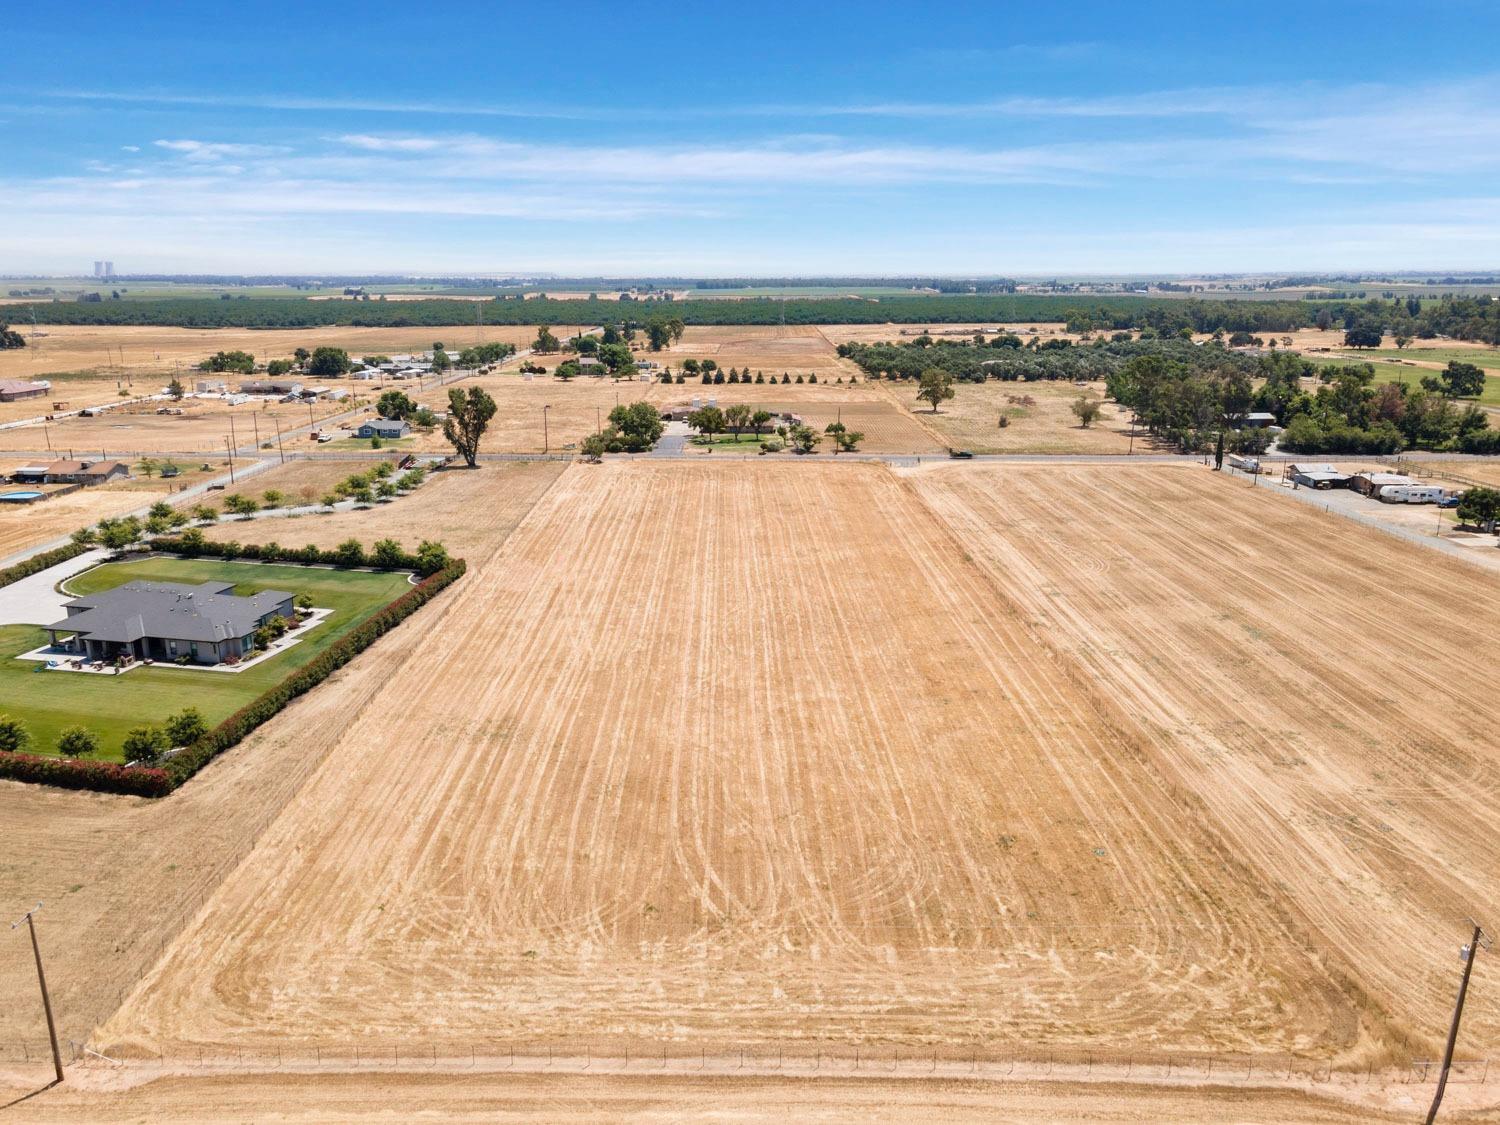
[1378, 485, 1446, 504]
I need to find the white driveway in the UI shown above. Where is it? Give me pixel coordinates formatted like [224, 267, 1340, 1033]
[0, 549, 111, 626]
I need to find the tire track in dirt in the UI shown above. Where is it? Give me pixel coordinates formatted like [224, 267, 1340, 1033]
[99, 461, 1352, 1058]
[908, 461, 1500, 1059]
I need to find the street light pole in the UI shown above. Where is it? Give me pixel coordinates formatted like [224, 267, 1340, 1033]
[12, 904, 64, 1085]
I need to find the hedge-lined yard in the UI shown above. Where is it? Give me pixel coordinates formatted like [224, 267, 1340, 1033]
[0, 556, 464, 795]
[0, 558, 412, 762]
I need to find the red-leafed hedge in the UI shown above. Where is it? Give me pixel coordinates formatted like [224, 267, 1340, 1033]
[0, 752, 171, 797]
[0, 557, 466, 797]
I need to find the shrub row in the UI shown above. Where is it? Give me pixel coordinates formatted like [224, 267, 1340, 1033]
[0, 540, 92, 590]
[148, 532, 447, 575]
[0, 557, 466, 797]
[0, 750, 171, 797]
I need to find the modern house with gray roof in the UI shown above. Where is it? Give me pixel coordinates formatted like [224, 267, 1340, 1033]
[46, 580, 294, 665]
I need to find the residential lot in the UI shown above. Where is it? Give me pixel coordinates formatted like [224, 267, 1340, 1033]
[0, 557, 411, 759]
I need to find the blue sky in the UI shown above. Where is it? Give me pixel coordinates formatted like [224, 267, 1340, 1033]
[4, 1, 1499, 275]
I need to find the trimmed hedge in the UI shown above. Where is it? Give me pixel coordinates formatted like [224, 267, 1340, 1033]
[148, 533, 446, 576]
[0, 557, 466, 797]
[0, 540, 92, 589]
[0, 753, 170, 797]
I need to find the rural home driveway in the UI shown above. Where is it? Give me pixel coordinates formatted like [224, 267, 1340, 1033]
[0, 548, 111, 626]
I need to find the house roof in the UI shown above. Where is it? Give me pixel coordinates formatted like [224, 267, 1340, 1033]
[0, 379, 46, 394]
[50, 580, 293, 644]
[1287, 463, 1342, 475]
[45, 459, 129, 477]
[362, 419, 409, 433]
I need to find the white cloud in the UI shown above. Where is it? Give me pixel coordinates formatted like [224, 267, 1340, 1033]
[153, 139, 287, 161]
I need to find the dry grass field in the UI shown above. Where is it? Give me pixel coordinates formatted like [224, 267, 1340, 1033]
[198, 456, 400, 512]
[889, 379, 1136, 454]
[204, 460, 568, 559]
[1417, 459, 1500, 488]
[0, 324, 588, 383]
[403, 369, 898, 454]
[5, 458, 1500, 1119]
[909, 462, 1500, 1054]
[0, 395, 367, 456]
[102, 461, 1347, 1058]
[0, 489, 143, 559]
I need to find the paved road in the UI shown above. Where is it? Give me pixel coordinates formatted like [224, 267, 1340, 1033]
[0, 548, 111, 625]
[650, 421, 691, 458]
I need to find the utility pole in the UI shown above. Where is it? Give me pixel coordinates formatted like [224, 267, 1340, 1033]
[274, 419, 286, 465]
[543, 404, 551, 454]
[225, 436, 236, 484]
[1427, 919, 1491, 1124]
[12, 904, 64, 1085]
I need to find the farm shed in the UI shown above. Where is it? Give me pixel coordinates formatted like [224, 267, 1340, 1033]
[1351, 471, 1416, 497]
[1285, 463, 1350, 490]
[0, 379, 49, 402]
[239, 379, 304, 396]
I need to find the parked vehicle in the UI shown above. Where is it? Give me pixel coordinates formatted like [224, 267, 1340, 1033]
[948, 449, 974, 459]
[1378, 485, 1446, 504]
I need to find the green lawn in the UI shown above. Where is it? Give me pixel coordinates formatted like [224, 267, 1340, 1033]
[328, 435, 416, 450]
[1370, 347, 1500, 368]
[1, 558, 411, 761]
[689, 433, 775, 448]
[1314, 356, 1500, 407]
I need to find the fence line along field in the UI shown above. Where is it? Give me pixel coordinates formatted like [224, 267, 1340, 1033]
[203, 459, 569, 559]
[100, 461, 1351, 1059]
[908, 461, 1500, 1058]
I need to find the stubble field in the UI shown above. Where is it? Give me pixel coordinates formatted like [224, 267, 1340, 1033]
[5, 457, 1500, 1119]
[101, 461, 1352, 1058]
[909, 462, 1500, 1054]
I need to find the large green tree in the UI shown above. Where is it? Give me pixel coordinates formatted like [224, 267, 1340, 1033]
[377, 390, 417, 419]
[606, 401, 664, 451]
[443, 386, 498, 466]
[307, 346, 352, 378]
[916, 367, 956, 413]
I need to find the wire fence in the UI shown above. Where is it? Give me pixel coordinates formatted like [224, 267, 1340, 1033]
[0, 1037, 1488, 1089]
